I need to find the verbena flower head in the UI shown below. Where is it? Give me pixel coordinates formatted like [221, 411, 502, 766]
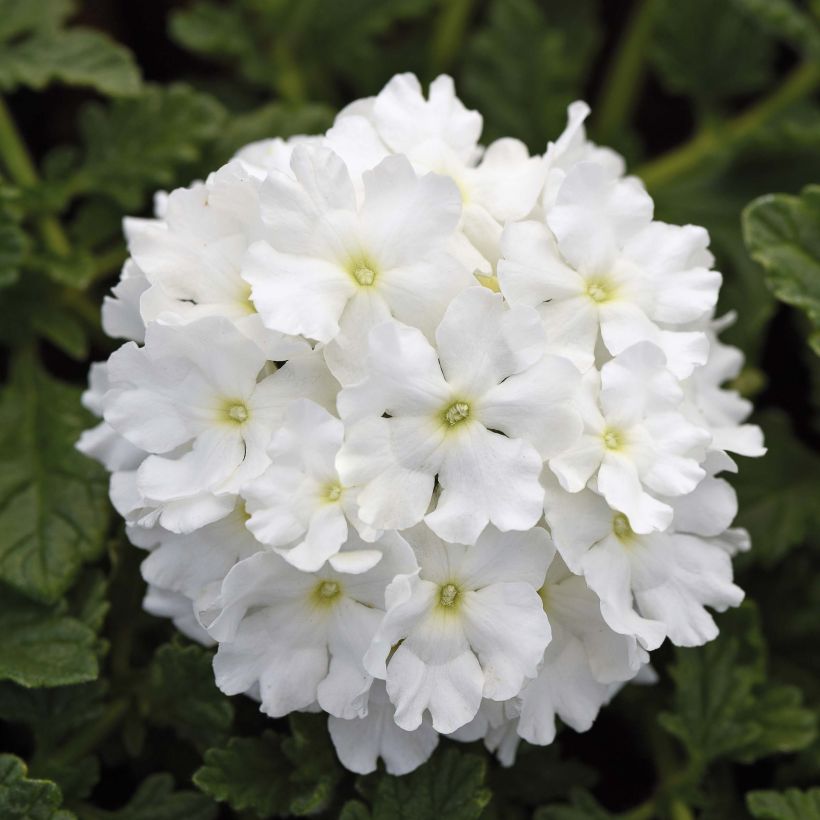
[80, 73, 764, 775]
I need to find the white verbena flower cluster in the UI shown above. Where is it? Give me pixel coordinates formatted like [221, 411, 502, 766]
[79, 73, 766, 775]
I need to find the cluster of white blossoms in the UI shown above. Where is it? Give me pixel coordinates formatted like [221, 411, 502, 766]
[80, 74, 765, 775]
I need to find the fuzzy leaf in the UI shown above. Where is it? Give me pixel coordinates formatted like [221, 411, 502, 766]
[652, 0, 775, 106]
[0, 0, 73, 40]
[0, 589, 98, 687]
[359, 748, 491, 820]
[0, 28, 141, 96]
[93, 774, 216, 820]
[0, 754, 73, 820]
[743, 185, 820, 355]
[732, 0, 820, 59]
[747, 787, 820, 819]
[143, 642, 233, 752]
[0, 357, 110, 603]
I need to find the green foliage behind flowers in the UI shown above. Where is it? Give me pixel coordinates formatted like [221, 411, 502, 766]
[0, 0, 818, 818]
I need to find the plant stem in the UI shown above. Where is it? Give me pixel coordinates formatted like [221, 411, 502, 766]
[594, 0, 659, 143]
[48, 698, 130, 767]
[0, 96, 72, 257]
[431, 0, 475, 75]
[636, 60, 820, 191]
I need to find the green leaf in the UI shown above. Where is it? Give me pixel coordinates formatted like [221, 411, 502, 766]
[93, 774, 216, 820]
[0, 754, 73, 820]
[534, 789, 615, 820]
[0, 207, 26, 289]
[732, 411, 820, 566]
[63, 84, 225, 210]
[747, 787, 820, 819]
[732, 0, 820, 60]
[283, 713, 342, 815]
[0, 588, 98, 687]
[0, 0, 73, 41]
[743, 184, 820, 355]
[193, 731, 293, 818]
[143, 642, 233, 752]
[651, 0, 776, 107]
[659, 604, 817, 770]
[462, 0, 599, 150]
[0, 28, 141, 96]
[0, 356, 110, 603]
[360, 747, 491, 820]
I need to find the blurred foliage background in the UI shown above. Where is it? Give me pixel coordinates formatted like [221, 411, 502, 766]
[0, 1, 820, 818]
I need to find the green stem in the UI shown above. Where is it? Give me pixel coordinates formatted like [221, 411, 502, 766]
[594, 0, 659, 143]
[47, 698, 130, 768]
[430, 0, 475, 75]
[0, 96, 71, 257]
[636, 60, 820, 191]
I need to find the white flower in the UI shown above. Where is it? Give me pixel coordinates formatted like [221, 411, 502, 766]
[337, 286, 582, 544]
[103, 316, 337, 532]
[499, 161, 720, 377]
[243, 399, 381, 572]
[448, 699, 521, 766]
[516, 555, 646, 746]
[143, 584, 214, 647]
[364, 525, 553, 734]
[205, 531, 416, 719]
[242, 145, 472, 385]
[328, 679, 439, 776]
[543, 474, 744, 649]
[549, 342, 710, 534]
[102, 259, 148, 343]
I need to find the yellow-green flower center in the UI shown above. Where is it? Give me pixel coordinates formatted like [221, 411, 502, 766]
[312, 579, 342, 607]
[443, 401, 471, 427]
[603, 428, 622, 450]
[439, 582, 460, 608]
[353, 266, 376, 286]
[586, 278, 614, 304]
[324, 482, 343, 503]
[612, 513, 633, 541]
[225, 402, 249, 424]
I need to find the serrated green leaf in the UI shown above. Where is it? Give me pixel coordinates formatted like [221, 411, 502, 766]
[0, 0, 73, 40]
[0, 207, 26, 289]
[0, 755, 73, 820]
[0, 588, 98, 687]
[747, 787, 820, 819]
[652, 0, 776, 107]
[732, 0, 820, 60]
[743, 184, 820, 355]
[62, 84, 225, 209]
[92, 774, 216, 820]
[361, 747, 491, 820]
[732, 411, 820, 566]
[0, 356, 110, 603]
[143, 642, 233, 752]
[283, 713, 342, 816]
[534, 789, 615, 820]
[462, 0, 599, 150]
[659, 605, 816, 771]
[0, 28, 141, 96]
[193, 731, 293, 818]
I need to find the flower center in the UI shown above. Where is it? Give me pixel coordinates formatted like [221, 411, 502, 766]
[586, 278, 613, 304]
[603, 428, 622, 450]
[612, 513, 633, 541]
[323, 482, 343, 503]
[439, 582, 460, 608]
[225, 402, 249, 424]
[353, 266, 376, 286]
[313, 579, 342, 607]
[443, 401, 471, 427]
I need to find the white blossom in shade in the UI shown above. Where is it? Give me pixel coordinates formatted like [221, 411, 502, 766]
[337, 287, 582, 544]
[682, 317, 766, 461]
[205, 532, 416, 720]
[233, 135, 323, 180]
[549, 342, 710, 534]
[101, 259, 149, 343]
[448, 699, 522, 767]
[364, 525, 553, 734]
[516, 555, 646, 746]
[138, 500, 263, 615]
[103, 315, 337, 533]
[543, 474, 744, 649]
[242, 145, 472, 385]
[328, 679, 439, 776]
[77, 362, 145, 473]
[541, 101, 626, 211]
[143, 584, 214, 647]
[243, 399, 380, 573]
[328, 74, 545, 275]
[498, 162, 720, 377]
